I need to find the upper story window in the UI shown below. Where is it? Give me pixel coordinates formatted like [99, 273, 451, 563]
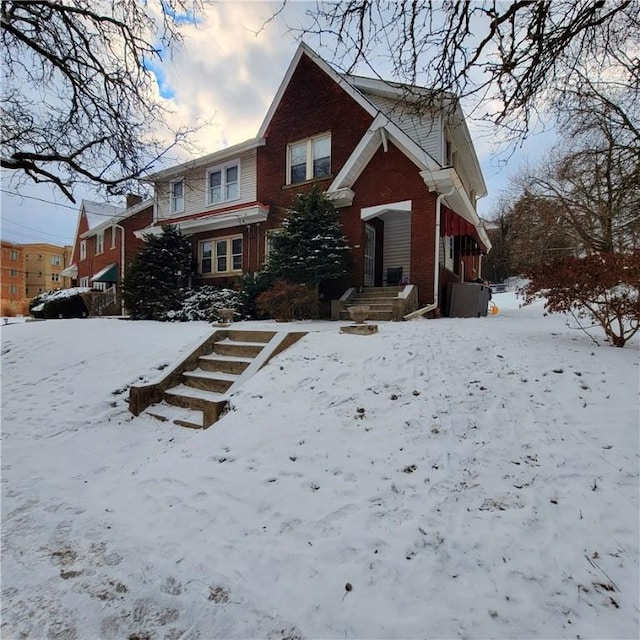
[80, 240, 87, 261]
[10, 250, 18, 260]
[170, 178, 185, 214]
[51, 255, 61, 266]
[10, 269, 18, 277]
[287, 134, 331, 184]
[96, 231, 105, 255]
[207, 163, 239, 205]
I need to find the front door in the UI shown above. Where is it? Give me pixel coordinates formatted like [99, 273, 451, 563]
[364, 224, 375, 287]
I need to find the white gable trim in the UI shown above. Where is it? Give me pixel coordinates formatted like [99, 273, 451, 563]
[361, 200, 412, 221]
[327, 113, 440, 195]
[257, 43, 378, 139]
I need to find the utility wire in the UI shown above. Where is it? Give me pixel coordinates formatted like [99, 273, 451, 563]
[1, 218, 74, 242]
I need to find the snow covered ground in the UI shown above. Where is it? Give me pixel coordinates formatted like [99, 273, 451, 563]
[2, 293, 638, 639]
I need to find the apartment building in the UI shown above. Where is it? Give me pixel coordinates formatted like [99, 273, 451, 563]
[1, 240, 26, 302]
[23, 243, 72, 298]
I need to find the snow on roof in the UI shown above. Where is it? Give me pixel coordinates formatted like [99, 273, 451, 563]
[81, 199, 123, 230]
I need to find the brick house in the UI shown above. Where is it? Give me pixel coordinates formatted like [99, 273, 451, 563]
[62, 196, 153, 313]
[139, 44, 490, 315]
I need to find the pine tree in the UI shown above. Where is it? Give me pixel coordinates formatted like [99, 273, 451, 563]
[122, 225, 193, 320]
[267, 187, 351, 307]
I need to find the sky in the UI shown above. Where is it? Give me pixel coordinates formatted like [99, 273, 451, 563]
[0, 1, 556, 247]
[2, 292, 638, 638]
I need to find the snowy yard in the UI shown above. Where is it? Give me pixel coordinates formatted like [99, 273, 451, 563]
[1, 293, 638, 639]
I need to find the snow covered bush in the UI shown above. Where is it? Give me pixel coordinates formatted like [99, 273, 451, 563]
[162, 286, 243, 323]
[122, 225, 193, 320]
[29, 287, 92, 319]
[256, 280, 315, 321]
[521, 252, 640, 347]
[266, 187, 351, 315]
[237, 270, 275, 319]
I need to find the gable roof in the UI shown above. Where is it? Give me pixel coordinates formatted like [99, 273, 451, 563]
[81, 200, 122, 231]
[259, 44, 486, 198]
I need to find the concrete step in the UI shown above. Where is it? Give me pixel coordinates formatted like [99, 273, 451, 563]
[198, 353, 253, 375]
[144, 402, 205, 429]
[164, 384, 228, 416]
[340, 310, 394, 321]
[213, 338, 266, 357]
[354, 287, 402, 297]
[183, 368, 238, 393]
[347, 299, 395, 309]
[226, 329, 275, 343]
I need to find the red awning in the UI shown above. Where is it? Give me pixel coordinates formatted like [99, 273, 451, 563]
[440, 206, 488, 252]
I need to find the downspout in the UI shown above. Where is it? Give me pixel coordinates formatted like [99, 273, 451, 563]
[404, 185, 455, 320]
[116, 223, 126, 315]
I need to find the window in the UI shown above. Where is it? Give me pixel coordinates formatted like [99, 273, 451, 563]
[287, 134, 331, 184]
[199, 236, 243, 275]
[10, 285, 18, 295]
[10, 269, 17, 277]
[80, 240, 87, 260]
[52, 273, 60, 282]
[51, 255, 61, 266]
[207, 163, 239, 205]
[440, 236, 455, 271]
[79, 277, 89, 287]
[170, 178, 185, 214]
[111, 226, 117, 248]
[96, 231, 104, 254]
[10, 250, 17, 260]
[93, 282, 107, 291]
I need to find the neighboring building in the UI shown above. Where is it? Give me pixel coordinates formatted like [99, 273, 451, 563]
[1, 240, 26, 302]
[23, 243, 72, 298]
[62, 195, 154, 312]
[139, 43, 491, 313]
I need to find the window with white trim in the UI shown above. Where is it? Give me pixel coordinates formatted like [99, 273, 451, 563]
[96, 231, 104, 254]
[199, 236, 243, 275]
[51, 255, 61, 266]
[80, 240, 87, 260]
[207, 163, 239, 205]
[79, 277, 89, 287]
[10, 285, 18, 295]
[170, 178, 185, 214]
[287, 134, 331, 184]
[93, 281, 108, 291]
[51, 273, 60, 282]
[111, 226, 117, 248]
[10, 250, 18, 260]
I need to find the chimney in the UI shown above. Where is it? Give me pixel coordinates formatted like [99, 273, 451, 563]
[126, 193, 143, 209]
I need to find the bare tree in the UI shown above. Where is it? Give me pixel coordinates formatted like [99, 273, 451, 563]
[293, 0, 639, 143]
[1, 0, 203, 202]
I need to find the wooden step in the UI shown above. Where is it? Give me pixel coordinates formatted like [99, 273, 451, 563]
[183, 368, 238, 393]
[347, 300, 395, 310]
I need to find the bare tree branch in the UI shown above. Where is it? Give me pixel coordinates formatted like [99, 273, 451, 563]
[1, 0, 204, 202]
